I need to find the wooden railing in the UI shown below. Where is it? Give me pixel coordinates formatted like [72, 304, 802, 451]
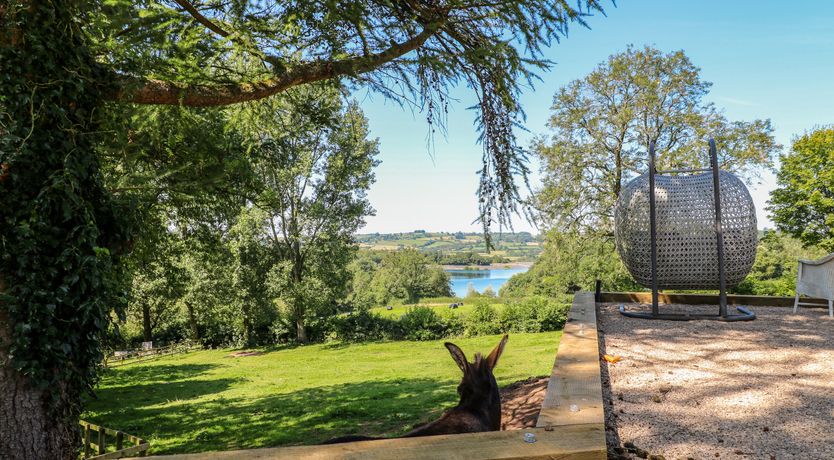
[105, 341, 198, 368]
[80, 420, 149, 459]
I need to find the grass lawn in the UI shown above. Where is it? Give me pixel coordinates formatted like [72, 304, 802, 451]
[83, 332, 561, 455]
[370, 301, 504, 318]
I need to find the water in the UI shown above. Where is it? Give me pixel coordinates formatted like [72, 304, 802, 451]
[446, 267, 529, 298]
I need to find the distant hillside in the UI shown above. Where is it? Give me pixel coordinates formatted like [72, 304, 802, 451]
[355, 231, 543, 263]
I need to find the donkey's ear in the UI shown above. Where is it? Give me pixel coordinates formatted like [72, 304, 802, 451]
[486, 334, 509, 370]
[444, 342, 469, 372]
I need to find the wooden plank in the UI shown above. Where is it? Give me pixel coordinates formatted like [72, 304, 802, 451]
[536, 292, 604, 429]
[597, 291, 829, 308]
[145, 425, 605, 460]
[92, 443, 150, 460]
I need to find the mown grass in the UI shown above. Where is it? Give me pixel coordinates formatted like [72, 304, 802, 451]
[369, 297, 504, 318]
[83, 332, 561, 455]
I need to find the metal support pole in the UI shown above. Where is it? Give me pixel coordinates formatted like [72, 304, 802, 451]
[709, 138, 728, 317]
[649, 141, 659, 315]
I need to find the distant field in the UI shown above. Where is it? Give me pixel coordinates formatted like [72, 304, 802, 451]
[83, 333, 561, 455]
[355, 231, 543, 262]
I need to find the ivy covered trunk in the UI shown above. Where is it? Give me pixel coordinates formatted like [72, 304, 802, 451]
[0, 289, 73, 458]
[0, 2, 130, 458]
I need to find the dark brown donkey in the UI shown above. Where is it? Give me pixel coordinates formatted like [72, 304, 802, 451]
[323, 334, 508, 444]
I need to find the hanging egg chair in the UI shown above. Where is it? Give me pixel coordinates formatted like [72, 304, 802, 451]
[614, 139, 757, 321]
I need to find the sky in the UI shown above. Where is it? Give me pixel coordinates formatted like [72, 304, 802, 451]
[355, 1, 834, 235]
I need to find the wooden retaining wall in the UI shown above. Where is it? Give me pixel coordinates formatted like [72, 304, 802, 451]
[143, 292, 607, 459]
[537, 292, 604, 431]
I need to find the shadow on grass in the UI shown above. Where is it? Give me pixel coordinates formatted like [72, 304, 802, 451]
[86, 369, 459, 455]
[99, 363, 220, 387]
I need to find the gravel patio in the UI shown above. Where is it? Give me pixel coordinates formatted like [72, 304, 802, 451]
[598, 303, 834, 460]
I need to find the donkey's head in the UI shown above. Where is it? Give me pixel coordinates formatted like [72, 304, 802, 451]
[444, 334, 508, 430]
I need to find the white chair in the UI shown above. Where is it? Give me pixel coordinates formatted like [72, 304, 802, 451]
[794, 253, 834, 317]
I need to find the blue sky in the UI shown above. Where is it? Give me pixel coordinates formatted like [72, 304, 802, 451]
[356, 1, 834, 234]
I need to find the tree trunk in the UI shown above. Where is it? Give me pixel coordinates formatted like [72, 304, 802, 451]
[185, 301, 199, 341]
[142, 304, 152, 343]
[242, 306, 252, 347]
[296, 317, 308, 344]
[1, 280, 79, 459]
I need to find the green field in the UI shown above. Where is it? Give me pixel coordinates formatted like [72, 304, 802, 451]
[370, 299, 504, 318]
[356, 231, 543, 262]
[83, 332, 561, 455]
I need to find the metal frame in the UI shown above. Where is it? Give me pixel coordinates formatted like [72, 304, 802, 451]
[619, 139, 756, 322]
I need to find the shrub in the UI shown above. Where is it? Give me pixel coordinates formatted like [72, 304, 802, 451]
[464, 303, 501, 336]
[497, 297, 570, 333]
[398, 306, 448, 341]
[330, 310, 396, 342]
[497, 302, 539, 332]
[325, 297, 569, 344]
[439, 311, 465, 337]
[531, 297, 570, 331]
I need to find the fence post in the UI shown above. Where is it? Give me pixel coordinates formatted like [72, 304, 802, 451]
[84, 424, 91, 458]
[594, 279, 602, 302]
[98, 426, 106, 455]
[116, 431, 124, 450]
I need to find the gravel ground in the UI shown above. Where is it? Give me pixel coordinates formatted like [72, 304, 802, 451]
[599, 303, 834, 460]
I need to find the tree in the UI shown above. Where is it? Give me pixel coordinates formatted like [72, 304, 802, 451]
[347, 253, 386, 310]
[0, 5, 132, 458]
[500, 231, 640, 298]
[731, 231, 825, 296]
[227, 207, 276, 347]
[2, 0, 607, 455]
[128, 236, 187, 344]
[248, 88, 379, 343]
[106, 103, 255, 347]
[535, 45, 780, 234]
[376, 249, 452, 303]
[768, 127, 834, 250]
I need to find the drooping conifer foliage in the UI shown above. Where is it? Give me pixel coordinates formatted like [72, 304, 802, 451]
[91, 0, 606, 242]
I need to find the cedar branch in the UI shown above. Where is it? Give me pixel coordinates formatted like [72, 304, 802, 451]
[108, 22, 442, 107]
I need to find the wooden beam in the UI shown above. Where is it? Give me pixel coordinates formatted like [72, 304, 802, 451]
[536, 292, 605, 432]
[597, 291, 828, 308]
[147, 425, 605, 460]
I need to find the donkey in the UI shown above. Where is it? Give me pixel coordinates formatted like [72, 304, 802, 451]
[323, 334, 508, 444]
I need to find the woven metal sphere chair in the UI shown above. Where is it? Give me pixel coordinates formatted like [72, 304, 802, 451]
[614, 139, 757, 321]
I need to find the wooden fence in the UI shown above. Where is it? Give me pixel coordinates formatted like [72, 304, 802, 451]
[106, 342, 198, 368]
[80, 420, 149, 459]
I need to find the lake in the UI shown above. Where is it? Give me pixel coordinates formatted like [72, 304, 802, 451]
[446, 266, 529, 298]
